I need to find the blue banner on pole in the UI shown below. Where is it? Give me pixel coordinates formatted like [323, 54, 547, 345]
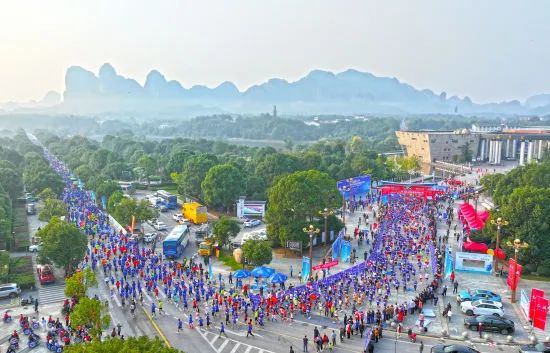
[101, 195, 107, 210]
[444, 247, 454, 279]
[208, 260, 213, 280]
[332, 230, 344, 260]
[363, 329, 373, 350]
[381, 195, 389, 205]
[302, 256, 311, 282]
[341, 240, 351, 263]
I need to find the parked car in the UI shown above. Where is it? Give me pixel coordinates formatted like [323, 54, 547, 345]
[457, 289, 502, 303]
[153, 221, 167, 231]
[37, 264, 56, 284]
[159, 205, 168, 213]
[460, 299, 504, 316]
[147, 218, 158, 226]
[431, 344, 480, 353]
[464, 315, 514, 335]
[520, 342, 550, 353]
[143, 232, 158, 243]
[243, 219, 262, 228]
[29, 243, 42, 252]
[0, 283, 21, 298]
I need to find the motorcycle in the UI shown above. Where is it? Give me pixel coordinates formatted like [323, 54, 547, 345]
[28, 333, 40, 349]
[47, 340, 64, 353]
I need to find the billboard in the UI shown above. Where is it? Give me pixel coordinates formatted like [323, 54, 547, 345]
[341, 240, 351, 263]
[236, 197, 266, 218]
[337, 175, 371, 199]
[454, 251, 493, 273]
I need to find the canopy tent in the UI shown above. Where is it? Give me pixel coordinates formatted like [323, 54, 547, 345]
[463, 241, 488, 253]
[270, 272, 288, 284]
[458, 203, 486, 231]
[233, 269, 251, 279]
[251, 266, 275, 278]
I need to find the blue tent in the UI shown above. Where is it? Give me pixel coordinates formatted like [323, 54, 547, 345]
[270, 272, 288, 284]
[233, 269, 251, 279]
[251, 266, 275, 278]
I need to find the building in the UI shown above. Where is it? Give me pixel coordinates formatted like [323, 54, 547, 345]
[396, 129, 479, 165]
[396, 126, 550, 171]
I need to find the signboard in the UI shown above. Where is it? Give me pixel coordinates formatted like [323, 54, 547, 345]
[506, 258, 523, 290]
[533, 296, 549, 330]
[444, 248, 454, 279]
[454, 251, 493, 273]
[312, 260, 339, 271]
[530, 288, 545, 320]
[236, 197, 266, 218]
[332, 231, 344, 260]
[286, 241, 302, 251]
[337, 175, 371, 199]
[301, 256, 310, 282]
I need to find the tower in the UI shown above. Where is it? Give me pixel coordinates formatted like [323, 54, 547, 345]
[273, 105, 277, 118]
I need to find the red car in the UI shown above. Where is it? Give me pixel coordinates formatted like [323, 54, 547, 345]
[37, 265, 55, 284]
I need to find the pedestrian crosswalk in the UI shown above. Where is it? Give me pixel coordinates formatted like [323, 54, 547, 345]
[198, 329, 275, 353]
[38, 284, 66, 305]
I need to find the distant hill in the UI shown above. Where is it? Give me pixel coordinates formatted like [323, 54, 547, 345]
[4, 63, 550, 117]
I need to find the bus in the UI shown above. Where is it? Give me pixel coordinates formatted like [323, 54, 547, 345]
[156, 190, 178, 209]
[118, 182, 136, 195]
[162, 225, 190, 258]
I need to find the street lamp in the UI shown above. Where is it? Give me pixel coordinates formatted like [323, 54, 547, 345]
[319, 208, 334, 247]
[490, 217, 508, 273]
[506, 238, 528, 303]
[303, 224, 320, 280]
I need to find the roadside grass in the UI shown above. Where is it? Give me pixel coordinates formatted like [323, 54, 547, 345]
[218, 249, 242, 271]
[522, 274, 550, 282]
[12, 204, 30, 251]
[8, 256, 35, 289]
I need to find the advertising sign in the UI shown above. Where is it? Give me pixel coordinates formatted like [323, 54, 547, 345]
[454, 251, 493, 273]
[341, 240, 351, 263]
[286, 241, 301, 251]
[337, 175, 371, 199]
[506, 258, 523, 290]
[312, 260, 339, 271]
[236, 197, 266, 218]
[520, 289, 530, 319]
[529, 288, 545, 320]
[533, 296, 549, 330]
[301, 256, 310, 282]
[332, 230, 344, 260]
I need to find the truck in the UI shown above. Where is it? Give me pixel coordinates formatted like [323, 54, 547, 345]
[26, 203, 36, 215]
[183, 202, 208, 225]
[198, 236, 217, 257]
[194, 224, 211, 246]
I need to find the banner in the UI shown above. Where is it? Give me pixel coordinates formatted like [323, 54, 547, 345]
[533, 296, 549, 330]
[312, 260, 339, 271]
[337, 175, 371, 199]
[363, 328, 373, 350]
[208, 261, 213, 281]
[301, 256, 310, 282]
[455, 251, 492, 273]
[529, 288, 545, 320]
[444, 248, 454, 278]
[101, 195, 107, 210]
[341, 240, 351, 263]
[332, 231, 343, 260]
[520, 289, 530, 319]
[90, 191, 96, 203]
[507, 259, 523, 290]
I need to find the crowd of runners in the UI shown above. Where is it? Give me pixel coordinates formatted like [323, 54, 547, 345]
[32, 140, 461, 353]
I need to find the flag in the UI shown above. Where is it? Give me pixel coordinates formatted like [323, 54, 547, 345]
[208, 261, 213, 281]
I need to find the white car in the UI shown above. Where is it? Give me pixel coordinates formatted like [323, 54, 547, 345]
[153, 221, 167, 231]
[243, 219, 262, 228]
[172, 213, 184, 222]
[29, 243, 42, 252]
[461, 299, 504, 317]
[143, 233, 158, 243]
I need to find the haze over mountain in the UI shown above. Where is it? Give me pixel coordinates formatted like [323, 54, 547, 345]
[3, 63, 550, 117]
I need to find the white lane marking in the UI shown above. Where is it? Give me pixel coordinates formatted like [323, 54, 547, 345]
[244, 346, 252, 353]
[229, 343, 240, 353]
[210, 335, 219, 345]
[217, 339, 229, 352]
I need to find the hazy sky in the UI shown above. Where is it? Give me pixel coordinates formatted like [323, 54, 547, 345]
[1, 0, 549, 103]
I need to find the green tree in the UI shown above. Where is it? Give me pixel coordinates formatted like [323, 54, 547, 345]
[38, 199, 67, 221]
[95, 180, 122, 201]
[137, 155, 157, 185]
[37, 217, 87, 274]
[64, 267, 97, 299]
[242, 239, 272, 266]
[64, 336, 179, 353]
[38, 187, 57, 201]
[266, 170, 341, 246]
[69, 297, 110, 339]
[0, 167, 23, 199]
[255, 153, 302, 186]
[110, 196, 157, 227]
[107, 191, 124, 212]
[213, 217, 241, 248]
[74, 164, 95, 183]
[101, 162, 134, 181]
[24, 170, 64, 195]
[174, 153, 218, 198]
[201, 164, 244, 211]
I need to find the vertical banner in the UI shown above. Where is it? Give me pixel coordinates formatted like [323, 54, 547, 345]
[533, 296, 549, 330]
[507, 259, 523, 290]
[101, 195, 107, 210]
[363, 328, 373, 351]
[529, 288, 545, 320]
[90, 191, 96, 203]
[341, 240, 351, 263]
[131, 215, 136, 233]
[332, 230, 343, 261]
[301, 256, 311, 282]
[208, 261, 213, 281]
[444, 248, 454, 278]
[520, 289, 530, 319]
[381, 195, 389, 205]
